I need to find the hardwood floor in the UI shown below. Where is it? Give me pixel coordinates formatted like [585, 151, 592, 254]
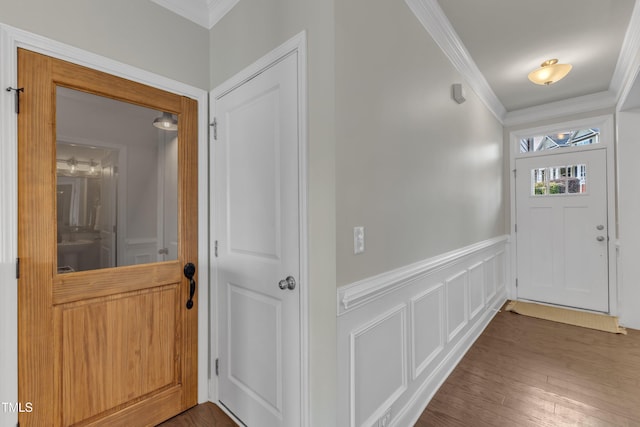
[158, 309, 640, 426]
[417, 309, 640, 426]
[157, 402, 237, 426]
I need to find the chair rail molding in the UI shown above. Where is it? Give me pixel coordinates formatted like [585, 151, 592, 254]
[338, 235, 508, 315]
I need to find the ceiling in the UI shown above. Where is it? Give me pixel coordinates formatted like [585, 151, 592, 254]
[155, 0, 640, 123]
[436, 0, 635, 112]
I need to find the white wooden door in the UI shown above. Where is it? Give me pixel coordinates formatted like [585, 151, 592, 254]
[515, 149, 609, 312]
[213, 52, 300, 427]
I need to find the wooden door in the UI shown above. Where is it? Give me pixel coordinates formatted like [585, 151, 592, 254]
[18, 49, 198, 426]
[516, 149, 609, 312]
[213, 52, 301, 426]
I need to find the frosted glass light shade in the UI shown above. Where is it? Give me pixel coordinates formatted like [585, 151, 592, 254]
[528, 59, 572, 86]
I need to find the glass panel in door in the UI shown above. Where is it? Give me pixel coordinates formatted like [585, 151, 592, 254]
[56, 86, 178, 273]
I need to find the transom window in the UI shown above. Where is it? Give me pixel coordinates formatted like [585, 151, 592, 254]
[531, 164, 587, 196]
[520, 128, 599, 153]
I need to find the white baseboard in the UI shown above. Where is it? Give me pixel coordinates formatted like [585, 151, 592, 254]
[337, 236, 509, 427]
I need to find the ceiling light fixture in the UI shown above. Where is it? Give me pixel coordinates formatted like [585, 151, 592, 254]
[527, 59, 572, 86]
[152, 112, 178, 131]
[67, 157, 77, 174]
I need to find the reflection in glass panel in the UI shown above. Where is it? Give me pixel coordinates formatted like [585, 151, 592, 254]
[531, 164, 586, 196]
[56, 87, 178, 273]
[520, 128, 599, 153]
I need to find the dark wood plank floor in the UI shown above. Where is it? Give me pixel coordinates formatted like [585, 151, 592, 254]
[159, 309, 640, 426]
[418, 309, 640, 426]
[157, 401, 237, 426]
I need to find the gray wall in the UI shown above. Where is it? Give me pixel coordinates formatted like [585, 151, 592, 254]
[209, 1, 337, 426]
[0, 0, 209, 89]
[335, 0, 505, 286]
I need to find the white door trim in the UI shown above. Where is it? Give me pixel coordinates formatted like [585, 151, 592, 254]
[209, 30, 309, 427]
[0, 23, 210, 424]
[508, 114, 617, 315]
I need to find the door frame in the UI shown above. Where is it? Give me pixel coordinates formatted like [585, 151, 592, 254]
[0, 23, 210, 422]
[209, 31, 309, 427]
[508, 114, 617, 315]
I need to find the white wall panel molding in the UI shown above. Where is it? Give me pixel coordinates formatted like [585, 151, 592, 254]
[468, 261, 485, 321]
[404, 0, 506, 123]
[337, 237, 509, 427]
[349, 305, 408, 427]
[410, 284, 444, 380]
[338, 235, 508, 315]
[445, 270, 468, 343]
[483, 254, 497, 302]
[393, 293, 505, 427]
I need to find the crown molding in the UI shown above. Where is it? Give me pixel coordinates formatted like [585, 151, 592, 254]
[613, 0, 640, 110]
[503, 90, 617, 128]
[209, 0, 241, 28]
[404, 0, 507, 123]
[150, 0, 240, 29]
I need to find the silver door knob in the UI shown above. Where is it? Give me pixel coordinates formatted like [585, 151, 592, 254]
[596, 236, 605, 242]
[278, 276, 296, 290]
[596, 225, 604, 230]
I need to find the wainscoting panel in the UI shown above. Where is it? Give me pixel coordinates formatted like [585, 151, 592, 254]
[410, 284, 444, 380]
[484, 254, 497, 302]
[350, 305, 407, 427]
[337, 236, 509, 427]
[468, 261, 485, 321]
[445, 270, 468, 343]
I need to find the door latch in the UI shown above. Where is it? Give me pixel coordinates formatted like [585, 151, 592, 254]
[183, 262, 196, 309]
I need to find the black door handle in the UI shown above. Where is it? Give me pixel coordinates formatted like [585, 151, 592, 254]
[183, 262, 196, 310]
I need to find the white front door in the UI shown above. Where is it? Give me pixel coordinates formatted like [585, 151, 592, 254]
[213, 52, 301, 427]
[515, 149, 609, 312]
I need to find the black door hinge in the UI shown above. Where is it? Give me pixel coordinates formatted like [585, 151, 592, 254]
[16, 257, 20, 279]
[215, 358, 219, 376]
[6, 87, 24, 114]
[214, 240, 218, 258]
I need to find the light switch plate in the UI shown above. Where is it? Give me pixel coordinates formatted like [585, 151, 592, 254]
[354, 226, 365, 254]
